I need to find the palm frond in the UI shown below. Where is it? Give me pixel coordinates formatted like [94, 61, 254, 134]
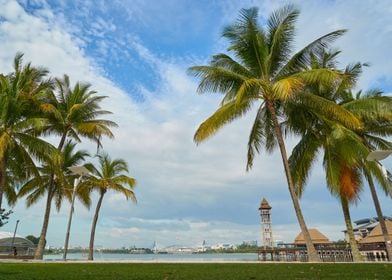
[194, 99, 254, 143]
[188, 66, 248, 94]
[289, 132, 321, 197]
[276, 29, 347, 78]
[295, 92, 362, 130]
[267, 4, 299, 75]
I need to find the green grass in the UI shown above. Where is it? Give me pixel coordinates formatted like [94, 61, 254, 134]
[0, 263, 391, 280]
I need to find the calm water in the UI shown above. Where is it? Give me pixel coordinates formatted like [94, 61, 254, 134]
[43, 253, 258, 262]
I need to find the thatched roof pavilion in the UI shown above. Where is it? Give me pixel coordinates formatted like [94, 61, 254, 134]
[294, 229, 331, 245]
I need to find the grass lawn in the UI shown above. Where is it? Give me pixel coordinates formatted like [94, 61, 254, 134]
[0, 263, 391, 280]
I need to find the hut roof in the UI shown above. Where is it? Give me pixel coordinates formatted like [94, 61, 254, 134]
[294, 229, 331, 245]
[359, 220, 392, 244]
[259, 198, 271, 210]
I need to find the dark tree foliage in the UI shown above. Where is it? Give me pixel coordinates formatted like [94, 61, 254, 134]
[25, 235, 40, 245]
[0, 208, 13, 227]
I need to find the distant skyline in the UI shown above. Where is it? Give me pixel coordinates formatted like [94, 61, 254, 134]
[0, 0, 391, 248]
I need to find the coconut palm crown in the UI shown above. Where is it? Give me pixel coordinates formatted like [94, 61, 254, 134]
[83, 152, 136, 261]
[40, 74, 118, 151]
[0, 53, 56, 210]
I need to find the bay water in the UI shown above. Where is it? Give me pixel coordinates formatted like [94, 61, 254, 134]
[43, 253, 258, 262]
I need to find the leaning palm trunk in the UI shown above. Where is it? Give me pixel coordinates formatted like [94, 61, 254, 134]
[0, 159, 6, 210]
[34, 188, 54, 259]
[34, 134, 68, 260]
[266, 101, 319, 262]
[366, 172, 392, 261]
[340, 196, 363, 262]
[88, 190, 105, 261]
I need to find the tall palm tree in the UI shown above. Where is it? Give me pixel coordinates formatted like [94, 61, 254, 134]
[84, 153, 136, 261]
[31, 75, 118, 259]
[188, 6, 360, 261]
[0, 53, 55, 210]
[288, 51, 392, 262]
[18, 141, 91, 259]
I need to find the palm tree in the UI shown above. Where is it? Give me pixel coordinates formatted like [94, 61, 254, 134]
[288, 51, 392, 262]
[31, 75, 118, 259]
[309, 126, 366, 262]
[0, 53, 55, 210]
[341, 90, 392, 261]
[18, 141, 91, 259]
[188, 6, 359, 262]
[83, 153, 136, 261]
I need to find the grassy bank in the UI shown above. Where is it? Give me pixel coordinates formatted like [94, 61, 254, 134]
[0, 263, 391, 280]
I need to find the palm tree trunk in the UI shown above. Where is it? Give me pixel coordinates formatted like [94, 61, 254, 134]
[340, 196, 363, 262]
[34, 131, 68, 260]
[265, 100, 319, 262]
[34, 187, 54, 259]
[88, 190, 105, 261]
[0, 158, 6, 210]
[57, 131, 68, 151]
[366, 172, 392, 261]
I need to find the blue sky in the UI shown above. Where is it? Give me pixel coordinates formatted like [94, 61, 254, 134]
[0, 0, 391, 249]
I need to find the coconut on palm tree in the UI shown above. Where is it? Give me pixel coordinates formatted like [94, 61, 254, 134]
[30, 75, 117, 259]
[18, 141, 91, 258]
[0, 53, 56, 210]
[83, 153, 136, 261]
[188, 6, 359, 262]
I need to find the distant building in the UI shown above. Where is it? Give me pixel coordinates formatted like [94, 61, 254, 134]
[343, 216, 392, 242]
[242, 240, 257, 246]
[273, 240, 285, 247]
[211, 243, 236, 250]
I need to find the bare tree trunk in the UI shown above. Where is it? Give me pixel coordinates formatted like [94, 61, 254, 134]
[340, 196, 363, 262]
[266, 100, 319, 262]
[88, 190, 105, 261]
[34, 188, 54, 259]
[0, 159, 6, 210]
[366, 172, 392, 261]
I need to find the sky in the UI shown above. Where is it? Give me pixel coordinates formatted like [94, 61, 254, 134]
[0, 0, 391, 249]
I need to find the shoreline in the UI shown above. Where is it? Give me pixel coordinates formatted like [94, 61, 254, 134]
[1, 259, 391, 264]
